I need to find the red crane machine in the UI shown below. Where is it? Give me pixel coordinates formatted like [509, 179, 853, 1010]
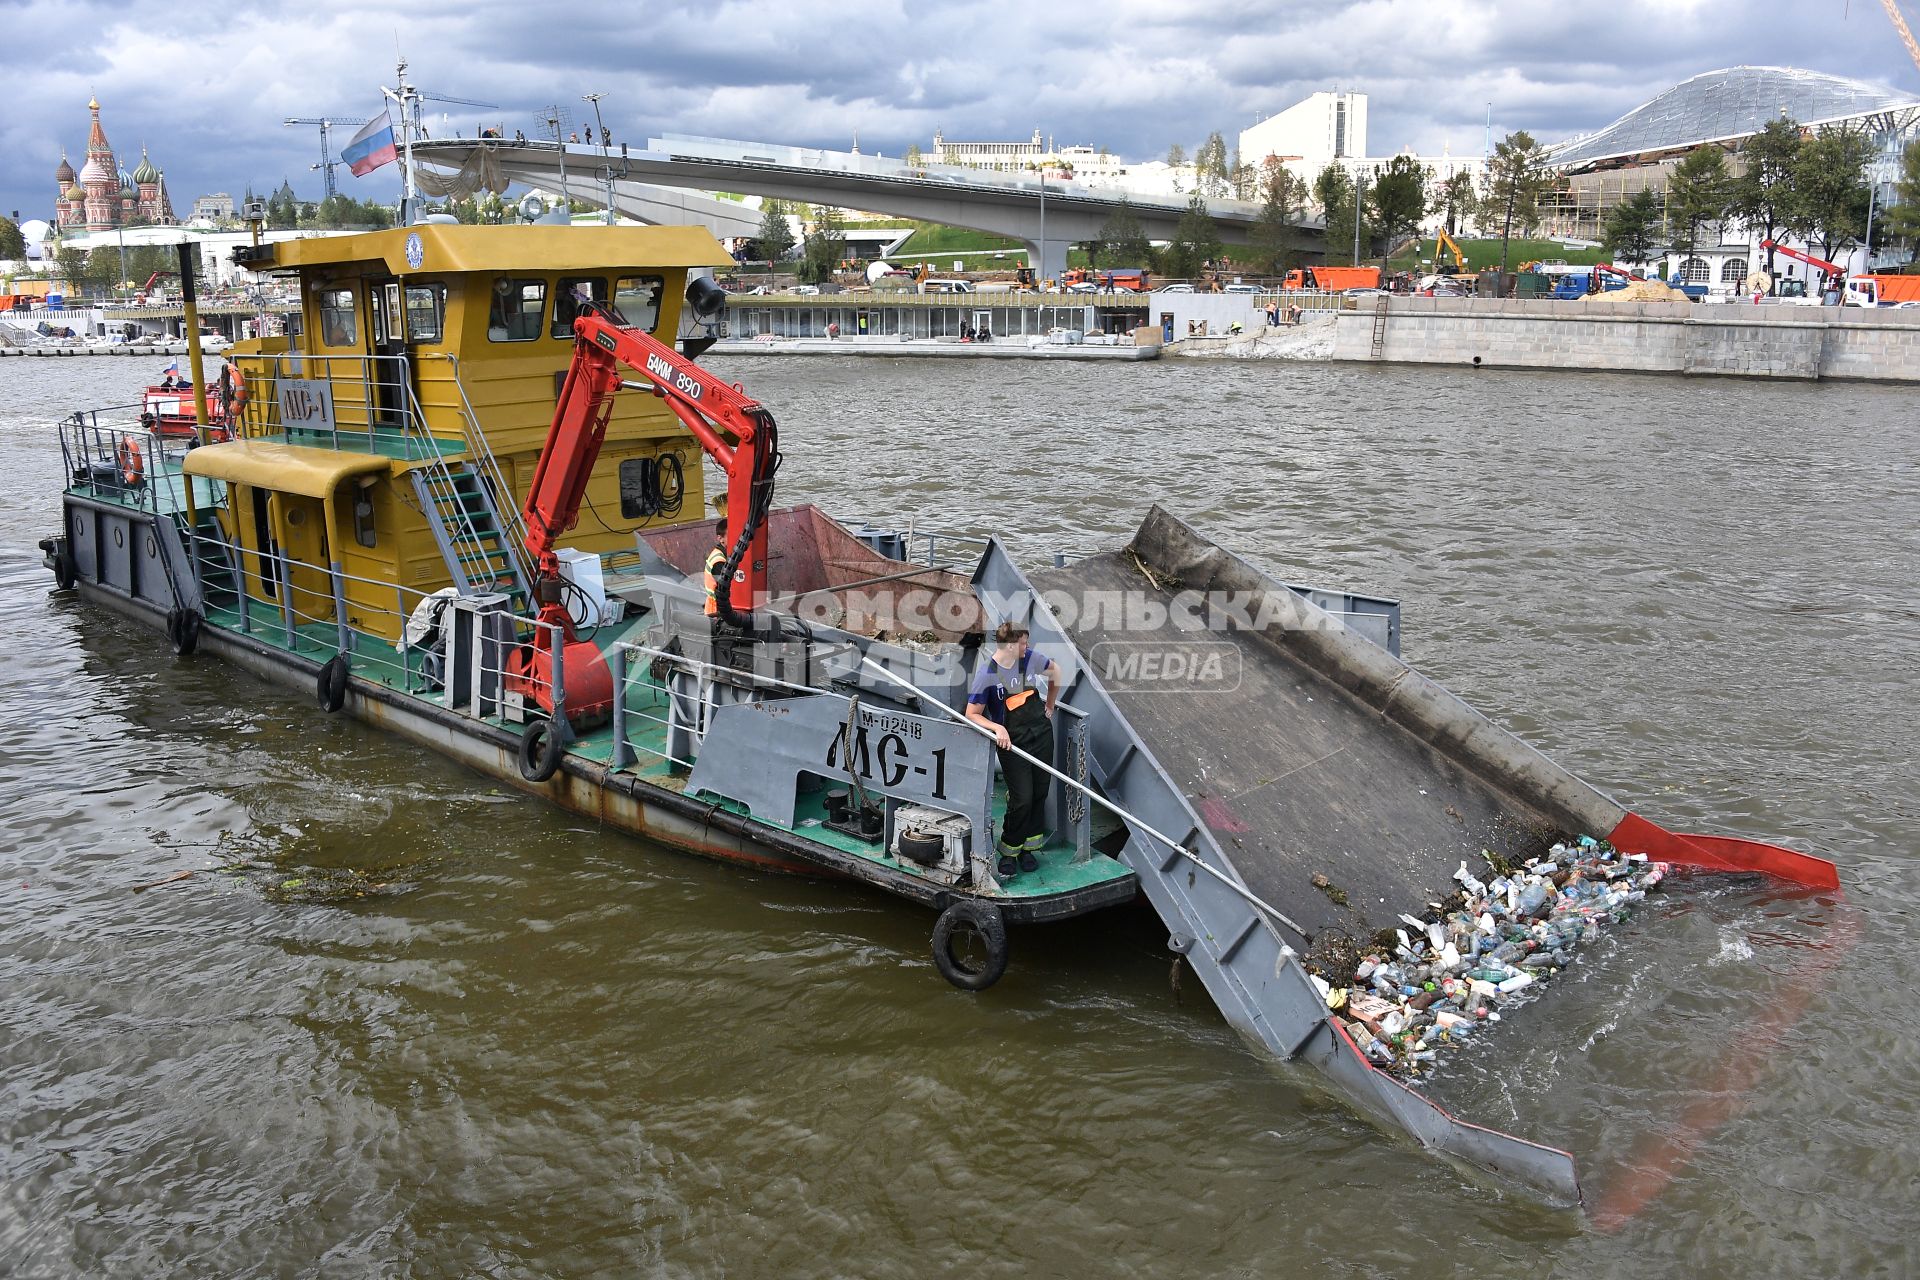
[506, 279, 777, 725]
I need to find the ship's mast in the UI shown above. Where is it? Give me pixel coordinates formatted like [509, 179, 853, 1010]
[383, 55, 421, 225]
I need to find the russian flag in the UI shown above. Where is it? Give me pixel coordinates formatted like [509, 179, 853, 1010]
[343, 113, 398, 177]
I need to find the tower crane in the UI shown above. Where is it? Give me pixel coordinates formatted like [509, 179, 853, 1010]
[283, 117, 369, 200]
[1880, 0, 1920, 77]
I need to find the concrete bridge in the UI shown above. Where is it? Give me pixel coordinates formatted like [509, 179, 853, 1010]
[412, 135, 1326, 280]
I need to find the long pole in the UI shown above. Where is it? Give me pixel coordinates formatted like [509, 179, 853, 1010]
[1353, 167, 1365, 264]
[177, 240, 211, 446]
[856, 657, 1310, 940]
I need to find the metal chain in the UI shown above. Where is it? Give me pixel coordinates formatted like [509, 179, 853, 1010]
[1066, 723, 1087, 824]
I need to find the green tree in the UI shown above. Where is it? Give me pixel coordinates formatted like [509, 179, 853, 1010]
[1166, 142, 1187, 193]
[1666, 146, 1731, 266]
[1314, 163, 1359, 265]
[904, 144, 924, 168]
[1480, 130, 1554, 271]
[1602, 188, 1663, 267]
[1727, 117, 1804, 285]
[0, 217, 24, 260]
[1249, 159, 1303, 273]
[1228, 149, 1256, 201]
[1096, 194, 1152, 266]
[53, 243, 93, 294]
[1882, 140, 1920, 258]
[1792, 125, 1875, 266]
[1436, 170, 1477, 235]
[1195, 132, 1230, 197]
[1162, 192, 1222, 279]
[264, 186, 300, 230]
[796, 207, 846, 283]
[1368, 154, 1429, 269]
[756, 198, 796, 262]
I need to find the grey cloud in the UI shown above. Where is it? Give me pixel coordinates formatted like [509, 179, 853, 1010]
[4, 0, 1915, 222]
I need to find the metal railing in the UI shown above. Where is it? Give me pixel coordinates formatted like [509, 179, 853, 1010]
[57, 407, 208, 518]
[422, 353, 531, 556]
[239, 351, 530, 601]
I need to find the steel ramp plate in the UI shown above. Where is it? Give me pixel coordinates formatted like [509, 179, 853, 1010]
[1032, 554, 1558, 956]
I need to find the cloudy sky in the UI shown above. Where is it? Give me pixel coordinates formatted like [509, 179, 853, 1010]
[5, 0, 1917, 221]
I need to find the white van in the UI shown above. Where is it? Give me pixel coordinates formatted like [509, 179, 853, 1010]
[921, 278, 975, 294]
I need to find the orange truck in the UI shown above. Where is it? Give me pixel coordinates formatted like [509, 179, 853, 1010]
[1061, 267, 1150, 291]
[1850, 274, 1920, 306]
[1281, 266, 1381, 291]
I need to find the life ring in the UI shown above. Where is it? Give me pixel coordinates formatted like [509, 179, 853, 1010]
[316, 654, 349, 712]
[116, 436, 144, 487]
[224, 364, 248, 420]
[517, 717, 564, 783]
[931, 900, 1009, 991]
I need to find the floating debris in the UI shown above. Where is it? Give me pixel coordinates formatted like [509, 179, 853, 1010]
[1310, 836, 1668, 1075]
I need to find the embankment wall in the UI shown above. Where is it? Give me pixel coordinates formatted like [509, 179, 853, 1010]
[1331, 296, 1920, 381]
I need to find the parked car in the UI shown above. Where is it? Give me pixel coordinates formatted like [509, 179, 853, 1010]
[793, 285, 820, 295]
[1224, 283, 1261, 294]
[1161, 283, 1195, 294]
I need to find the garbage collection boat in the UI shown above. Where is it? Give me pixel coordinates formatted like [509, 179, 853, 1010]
[39, 221, 1842, 1208]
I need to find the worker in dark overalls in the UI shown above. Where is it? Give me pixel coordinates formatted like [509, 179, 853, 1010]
[965, 621, 1059, 877]
[703, 514, 745, 669]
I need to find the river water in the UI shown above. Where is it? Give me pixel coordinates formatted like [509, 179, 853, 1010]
[1, 353, 1914, 1278]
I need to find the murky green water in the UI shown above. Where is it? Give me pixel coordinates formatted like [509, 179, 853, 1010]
[2, 354, 1914, 1277]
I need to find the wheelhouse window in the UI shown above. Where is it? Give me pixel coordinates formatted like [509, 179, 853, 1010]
[552, 276, 608, 338]
[317, 288, 358, 347]
[488, 278, 547, 342]
[613, 275, 665, 332]
[405, 283, 447, 343]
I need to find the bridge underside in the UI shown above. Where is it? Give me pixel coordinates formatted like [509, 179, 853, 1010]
[414, 140, 1327, 279]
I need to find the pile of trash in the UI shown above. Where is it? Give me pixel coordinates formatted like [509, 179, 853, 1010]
[1312, 837, 1669, 1075]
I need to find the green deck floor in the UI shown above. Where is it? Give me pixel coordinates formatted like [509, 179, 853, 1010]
[203, 603, 1126, 899]
[67, 450, 1129, 900]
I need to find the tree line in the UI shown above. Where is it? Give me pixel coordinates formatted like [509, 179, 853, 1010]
[1601, 118, 1916, 285]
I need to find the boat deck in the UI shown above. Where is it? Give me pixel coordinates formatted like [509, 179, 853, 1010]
[215, 600, 1123, 899]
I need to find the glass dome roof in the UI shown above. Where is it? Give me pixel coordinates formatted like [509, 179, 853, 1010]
[1551, 66, 1920, 169]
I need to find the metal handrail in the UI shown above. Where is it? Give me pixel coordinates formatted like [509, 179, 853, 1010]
[421, 352, 530, 555]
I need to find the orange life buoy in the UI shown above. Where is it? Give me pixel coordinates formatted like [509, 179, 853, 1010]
[117, 436, 144, 486]
[225, 364, 248, 419]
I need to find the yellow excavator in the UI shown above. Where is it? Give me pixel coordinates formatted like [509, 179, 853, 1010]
[1433, 229, 1469, 275]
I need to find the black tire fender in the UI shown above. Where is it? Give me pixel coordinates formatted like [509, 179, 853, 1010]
[53, 543, 77, 591]
[931, 900, 1010, 991]
[166, 607, 201, 656]
[316, 655, 349, 713]
[517, 717, 564, 783]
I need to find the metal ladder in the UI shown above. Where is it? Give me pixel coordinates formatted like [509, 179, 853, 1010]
[409, 461, 530, 611]
[395, 372, 532, 613]
[1370, 293, 1391, 359]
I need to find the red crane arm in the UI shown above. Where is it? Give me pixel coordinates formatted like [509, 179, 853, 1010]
[518, 307, 776, 632]
[1759, 239, 1846, 276]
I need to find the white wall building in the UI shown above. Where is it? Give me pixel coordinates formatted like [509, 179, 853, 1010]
[1238, 91, 1487, 231]
[1239, 91, 1369, 179]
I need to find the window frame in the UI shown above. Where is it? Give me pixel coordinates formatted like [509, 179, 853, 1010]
[612, 274, 666, 333]
[317, 287, 358, 348]
[404, 282, 447, 344]
[552, 276, 609, 339]
[487, 278, 548, 343]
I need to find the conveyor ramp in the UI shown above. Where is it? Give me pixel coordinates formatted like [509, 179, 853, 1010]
[977, 507, 1837, 1203]
[976, 507, 1644, 1202]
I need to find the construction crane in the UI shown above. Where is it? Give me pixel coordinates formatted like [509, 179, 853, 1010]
[1881, 0, 1920, 77]
[283, 117, 369, 200]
